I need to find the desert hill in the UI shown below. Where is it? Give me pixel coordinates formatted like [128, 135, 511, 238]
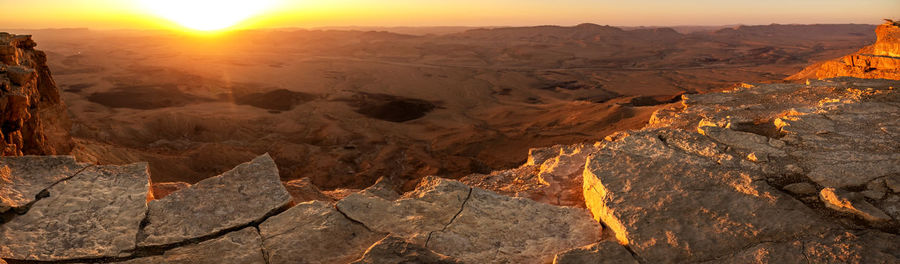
[1, 22, 899, 262]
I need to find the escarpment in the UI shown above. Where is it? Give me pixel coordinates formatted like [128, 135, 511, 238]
[0, 33, 72, 156]
[791, 20, 900, 80]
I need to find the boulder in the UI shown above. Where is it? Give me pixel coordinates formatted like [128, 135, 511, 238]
[138, 154, 291, 247]
[0, 156, 88, 212]
[350, 236, 461, 264]
[0, 163, 150, 261]
[337, 176, 602, 264]
[118, 227, 266, 264]
[259, 201, 384, 264]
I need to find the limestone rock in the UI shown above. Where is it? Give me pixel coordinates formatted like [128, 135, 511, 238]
[553, 240, 638, 264]
[118, 227, 266, 264]
[259, 201, 384, 264]
[150, 182, 190, 200]
[583, 130, 830, 263]
[138, 154, 291, 247]
[0, 156, 88, 212]
[283, 177, 332, 203]
[0, 163, 150, 261]
[819, 188, 891, 223]
[338, 176, 602, 264]
[350, 236, 461, 264]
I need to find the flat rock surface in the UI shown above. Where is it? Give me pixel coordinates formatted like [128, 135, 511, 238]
[118, 227, 266, 264]
[350, 236, 461, 264]
[584, 129, 829, 263]
[138, 154, 291, 247]
[0, 163, 150, 261]
[553, 240, 638, 264]
[338, 176, 602, 264]
[0, 156, 88, 212]
[259, 201, 384, 264]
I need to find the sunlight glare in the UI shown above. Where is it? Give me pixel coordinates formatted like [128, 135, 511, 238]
[138, 0, 277, 31]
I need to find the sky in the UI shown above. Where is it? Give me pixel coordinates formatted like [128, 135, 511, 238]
[0, 0, 898, 31]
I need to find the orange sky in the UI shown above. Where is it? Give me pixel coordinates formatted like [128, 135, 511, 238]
[1, 0, 898, 31]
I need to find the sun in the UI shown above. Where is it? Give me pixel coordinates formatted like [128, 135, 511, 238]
[138, 0, 277, 31]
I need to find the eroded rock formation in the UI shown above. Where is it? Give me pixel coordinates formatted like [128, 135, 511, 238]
[791, 20, 900, 80]
[0, 33, 72, 156]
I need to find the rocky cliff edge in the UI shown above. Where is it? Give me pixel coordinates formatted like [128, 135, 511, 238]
[0, 33, 73, 156]
[790, 20, 900, 80]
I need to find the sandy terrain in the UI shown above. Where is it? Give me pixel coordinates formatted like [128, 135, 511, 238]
[2, 23, 876, 190]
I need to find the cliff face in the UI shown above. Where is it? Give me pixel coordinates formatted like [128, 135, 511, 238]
[791, 20, 900, 80]
[0, 33, 72, 156]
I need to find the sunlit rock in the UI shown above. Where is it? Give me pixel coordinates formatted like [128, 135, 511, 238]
[138, 154, 291, 247]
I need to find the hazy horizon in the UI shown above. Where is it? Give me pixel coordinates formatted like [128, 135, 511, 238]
[1, 0, 897, 32]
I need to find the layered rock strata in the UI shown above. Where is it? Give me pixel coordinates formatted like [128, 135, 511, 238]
[791, 20, 900, 80]
[0, 33, 72, 156]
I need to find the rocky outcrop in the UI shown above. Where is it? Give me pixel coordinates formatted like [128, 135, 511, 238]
[0, 33, 72, 156]
[791, 20, 900, 80]
[584, 78, 900, 263]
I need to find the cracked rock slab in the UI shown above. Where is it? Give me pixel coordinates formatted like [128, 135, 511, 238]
[117, 227, 266, 264]
[259, 201, 384, 264]
[552, 240, 638, 264]
[0, 156, 89, 212]
[138, 154, 292, 247]
[350, 236, 461, 264]
[583, 130, 831, 263]
[338, 176, 602, 264]
[0, 163, 150, 261]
